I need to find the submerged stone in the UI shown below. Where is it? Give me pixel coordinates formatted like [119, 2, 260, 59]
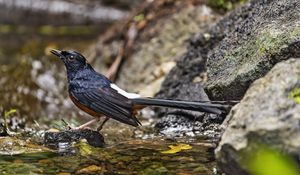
[44, 129, 105, 150]
[0, 136, 53, 155]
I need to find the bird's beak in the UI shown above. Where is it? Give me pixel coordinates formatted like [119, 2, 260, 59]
[50, 49, 63, 59]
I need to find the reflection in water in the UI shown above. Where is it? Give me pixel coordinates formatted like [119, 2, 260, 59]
[0, 138, 216, 175]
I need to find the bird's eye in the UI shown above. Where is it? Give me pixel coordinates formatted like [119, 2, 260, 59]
[68, 55, 75, 61]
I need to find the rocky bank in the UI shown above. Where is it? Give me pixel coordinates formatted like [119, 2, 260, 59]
[216, 58, 300, 175]
[150, 0, 300, 173]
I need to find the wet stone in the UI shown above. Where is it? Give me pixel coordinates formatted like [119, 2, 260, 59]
[0, 137, 53, 155]
[155, 83, 225, 138]
[44, 129, 105, 150]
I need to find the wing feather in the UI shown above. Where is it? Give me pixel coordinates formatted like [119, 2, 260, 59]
[71, 87, 141, 126]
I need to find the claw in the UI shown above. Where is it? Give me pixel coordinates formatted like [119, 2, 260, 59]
[61, 119, 74, 130]
[97, 117, 109, 131]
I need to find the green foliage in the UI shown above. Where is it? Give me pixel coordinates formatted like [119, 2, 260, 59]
[134, 14, 145, 22]
[4, 109, 17, 118]
[1, 109, 17, 135]
[243, 144, 300, 175]
[289, 88, 300, 104]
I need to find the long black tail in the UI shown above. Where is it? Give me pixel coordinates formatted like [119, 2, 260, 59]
[132, 98, 235, 115]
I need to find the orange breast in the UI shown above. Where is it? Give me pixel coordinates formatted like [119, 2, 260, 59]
[69, 94, 101, 117]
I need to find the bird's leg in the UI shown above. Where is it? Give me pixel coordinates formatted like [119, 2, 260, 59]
[97, 117, 109, 131]
[71, 118, 100, 130]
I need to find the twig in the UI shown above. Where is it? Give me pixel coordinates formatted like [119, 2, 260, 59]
[105, 46, 125, 81]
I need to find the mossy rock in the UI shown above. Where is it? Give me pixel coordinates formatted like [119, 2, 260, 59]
[205, 0, 300, 100]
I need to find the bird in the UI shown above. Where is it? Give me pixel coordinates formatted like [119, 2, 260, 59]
[51, 49, 230, 131]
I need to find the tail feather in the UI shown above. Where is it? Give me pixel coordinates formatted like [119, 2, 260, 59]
[132, 98, 231, 115]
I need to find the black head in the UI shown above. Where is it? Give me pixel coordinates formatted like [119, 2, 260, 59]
[51, 49, 87, 73]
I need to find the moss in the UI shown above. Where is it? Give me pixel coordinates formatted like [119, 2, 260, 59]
[289, 88, 300, 104]
[140, 164, 169, 175]
[211, 25, 300, 84]
[208, 0, 247, 11]
[256, 30, 292, 55]
[207, 23, 300, 99]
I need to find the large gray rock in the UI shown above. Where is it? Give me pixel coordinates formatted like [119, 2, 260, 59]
[206, 0, 300, 100]
[156, 0, 300, 137]
[215, 58, 300, 175]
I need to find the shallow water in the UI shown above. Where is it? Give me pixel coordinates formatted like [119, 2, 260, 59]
[0, 138, 216, 175]
[0, 9, 217, 175]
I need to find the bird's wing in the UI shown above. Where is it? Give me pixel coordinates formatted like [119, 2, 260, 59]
[70, 87, 141, 127]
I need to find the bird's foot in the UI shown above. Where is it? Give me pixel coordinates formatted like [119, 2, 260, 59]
[70, 126, 93, 130]
[97, 117, 109, 131]
[62, 118, 100, 131]
[73, 118, 100, 130]
[61, 119, 75, 130]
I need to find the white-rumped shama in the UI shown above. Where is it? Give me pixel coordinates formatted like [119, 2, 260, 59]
[51, 49, 226, 130]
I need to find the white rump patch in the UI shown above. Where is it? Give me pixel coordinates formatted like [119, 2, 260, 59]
[110, 84, 140, 99]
